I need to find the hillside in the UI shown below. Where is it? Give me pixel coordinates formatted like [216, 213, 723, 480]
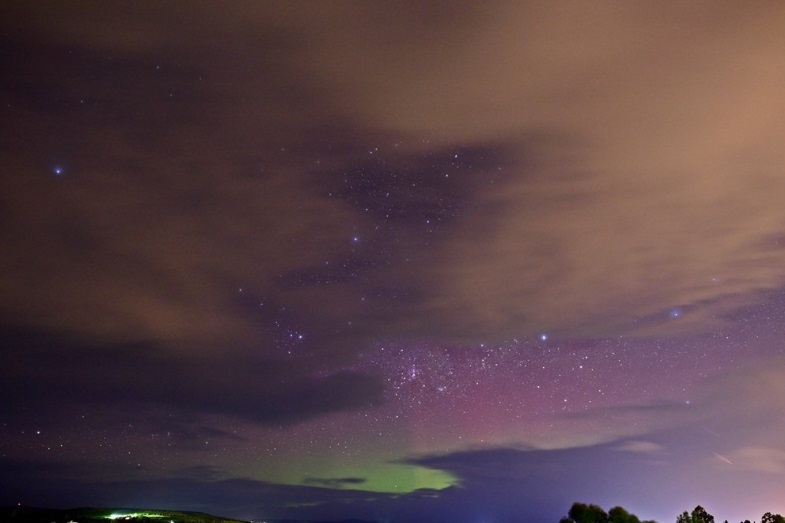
[0, 506, 249, 523]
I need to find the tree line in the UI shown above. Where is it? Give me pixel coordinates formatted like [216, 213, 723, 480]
[560, 502, 785, 523]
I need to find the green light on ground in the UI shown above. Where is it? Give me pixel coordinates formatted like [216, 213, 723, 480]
[106, 513, 166, 520]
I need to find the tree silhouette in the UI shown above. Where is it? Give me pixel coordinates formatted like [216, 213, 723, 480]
[561, 502, 609, 523]
[561, 502, 656, 523]
[675, 506, 717, 523]
[564, 500, 785, 523]
[762, 513, 785, 523]
[609, 506, 642, 523]
[691, 506, 715, 523]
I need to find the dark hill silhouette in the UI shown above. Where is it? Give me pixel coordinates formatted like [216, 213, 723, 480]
[0, 506, 380, 523]
[0, 506, 249, 523]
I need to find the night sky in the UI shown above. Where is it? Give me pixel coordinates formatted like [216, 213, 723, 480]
[3, 3, 785, 523]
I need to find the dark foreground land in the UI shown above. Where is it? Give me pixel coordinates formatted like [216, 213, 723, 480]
[0, 506, 250, 523]
[0, 507, 379, 523]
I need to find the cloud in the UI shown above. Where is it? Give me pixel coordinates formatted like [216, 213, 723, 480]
[303, 476, 367, 489]
[5, 1, 785, 349]
[0, 444, 651, 523]
[420, 4, 785, 337]
[145, 420, 244, 451]
[726, 447, 785, 474]
[262, 1, 785, 339]
[0, 8, 361, 351]
[694, 355, 785, 442]
[3, 431, 784, 523]
[614, 441, 665, 454]
[557, 354, 785, 451]
[0, 330, 384, 426]
[173, 465, 229, 482]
